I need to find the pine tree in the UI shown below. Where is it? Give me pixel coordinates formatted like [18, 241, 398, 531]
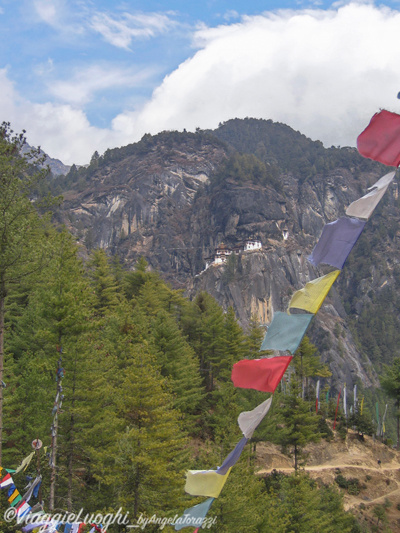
[294, 336, 331, 399]
[192, 293, 225, 391]
[210, 462, 279, 533]
[222, 307, 246, 376]
[275, 382, 321, 471]
[123, 257, 154, 300]
[4, 230, 95, 510]
[86, 249, 120, 316]
[244, 314, 265, 357]
[150, 310, 205, 431]
[277, 473, 358, 532]
[86, 344, 188, 518]
[0, 123, 52, 462]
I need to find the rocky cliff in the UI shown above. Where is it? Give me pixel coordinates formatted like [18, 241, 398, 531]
[52, 120, 400, 391]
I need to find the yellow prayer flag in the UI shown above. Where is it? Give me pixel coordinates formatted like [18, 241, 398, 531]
[185, 468, 231, 498]
[15, 451, 35, 474]
[288, 270, 340, 314]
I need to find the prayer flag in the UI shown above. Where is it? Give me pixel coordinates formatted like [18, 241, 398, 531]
[333, 388, 341, 430]
[8, 487, 20, 504]
[308, 217, 366, 269]
[15, 452, 35, 474]
[10, 494, 23, 507]
[346, 171, 396, 220]
[231, 356, 293, 393]
[343, 384, 347, 419]
[316, 380, 320, 414]
[216, 437, 248, 475]
[0, 473, 13, 488]
[238, 397, 273, 439]
[354, 384, 357, 413]
[288, 270, 340, 314]
[7, 483, 16, 498]
[185, 469, 231, 498]
[381, 404, 388, 437]
[16, 499, 31, 518]
[32, 480, 41, 499]
[260, 312, 313, 354]
[22, 522, 49, 533]
[174, 497, 214, 531]
[22, 476, 42, 503]
[357, 109, 400, 167]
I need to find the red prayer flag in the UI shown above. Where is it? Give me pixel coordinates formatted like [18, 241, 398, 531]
[231, 356, 293, 392]
[357, 109, 400, 167]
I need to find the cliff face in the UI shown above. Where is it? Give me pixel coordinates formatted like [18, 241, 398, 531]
[61, 135, 227, 280]
[55, 121, 400, 391]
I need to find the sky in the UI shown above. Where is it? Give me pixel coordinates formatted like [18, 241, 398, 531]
[2, 0, 400, 165]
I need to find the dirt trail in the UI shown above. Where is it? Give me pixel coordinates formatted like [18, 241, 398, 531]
[255, 431, 400, 529]
[258, 463, 400, 474]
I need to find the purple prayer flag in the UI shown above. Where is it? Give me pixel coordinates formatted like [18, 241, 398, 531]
[216, 437, 248, 475]
[308, 217, 366, 269]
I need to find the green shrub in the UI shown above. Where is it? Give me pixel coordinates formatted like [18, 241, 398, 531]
[335, 474, 348, 489]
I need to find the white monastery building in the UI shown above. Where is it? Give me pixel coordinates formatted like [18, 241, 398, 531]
[204, 240, 262, 270]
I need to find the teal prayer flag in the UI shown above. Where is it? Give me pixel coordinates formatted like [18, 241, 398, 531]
[260, 312, 313, 354]
[175, 498, 214, 531]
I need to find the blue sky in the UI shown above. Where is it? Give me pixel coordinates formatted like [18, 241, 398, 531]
[1, 0, 400, 164]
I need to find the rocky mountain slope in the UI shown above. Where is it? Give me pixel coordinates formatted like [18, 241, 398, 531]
[257, 429, 400, 531]
[50, 119, 400, 392]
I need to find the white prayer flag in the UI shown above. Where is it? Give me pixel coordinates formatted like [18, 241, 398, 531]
[346, 171, 395, 220]
[237, 397, 272, 439]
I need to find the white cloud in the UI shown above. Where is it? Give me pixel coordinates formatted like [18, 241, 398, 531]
[25, 102, 126, 165]
[113, 3, 400, 149]
[223, 10, 240, 21]
[4, 3, 400, 167]
[0, 68, 127, 165]
[48, 64, 157, 105]
[90, 11, 176, 50]
[33, 0, 65, 26]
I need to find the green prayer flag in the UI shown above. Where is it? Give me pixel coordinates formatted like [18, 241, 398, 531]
[10, 494, 22, 507]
